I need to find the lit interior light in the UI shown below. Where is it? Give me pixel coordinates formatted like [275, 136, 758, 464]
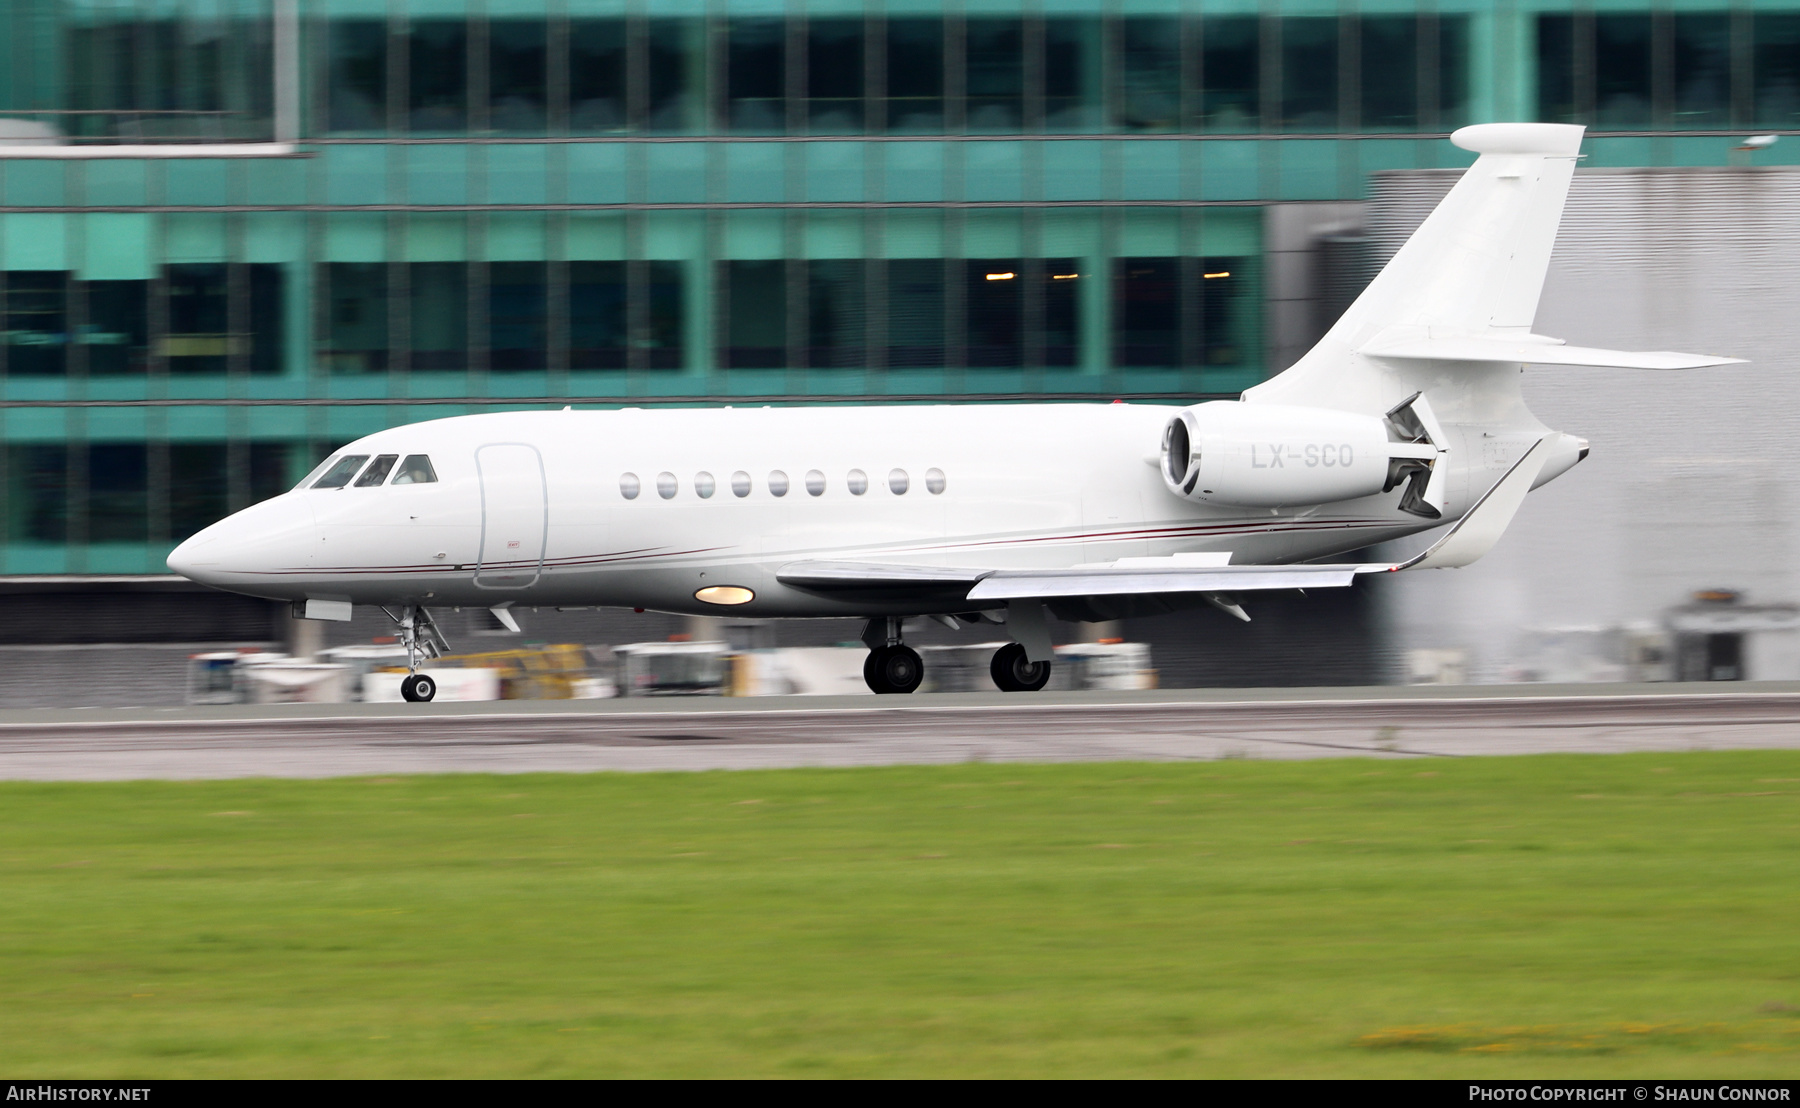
[1203, 271, 1231, 279]
[695, 585, 755, 606]
[985, 272, 1016, 281]
[1051, 273, 1080, 280]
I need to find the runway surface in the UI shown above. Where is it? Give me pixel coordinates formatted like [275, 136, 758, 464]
[4, 682, 1800, 780]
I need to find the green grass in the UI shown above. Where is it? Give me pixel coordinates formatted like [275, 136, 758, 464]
[4, 752, 1800, 1077]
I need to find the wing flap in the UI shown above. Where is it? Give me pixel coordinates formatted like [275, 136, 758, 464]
[966, 564, 1362, 600]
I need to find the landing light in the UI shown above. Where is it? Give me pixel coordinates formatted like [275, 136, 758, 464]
[1051, 273, 1079, 279]
[695, 585, 755, 606]
[1204, 271, 1231, 279]
[985, 272, 1015, 281]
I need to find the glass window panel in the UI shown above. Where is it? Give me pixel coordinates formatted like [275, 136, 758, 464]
[249, 265, 284, 376]
[1043, 262, 1079, 367]
[808, 19, 864, 135]
[323, 262, 388, 373]
[886, 19, 944, 134]
[570, 19, 627, 133]
[83, 280, 149, 376]
[1595, 14, 1652, 128]
[648, 19, 701, 134]
[1755, 14, 1800, 128]
[1438, 15, 1471, 130]
[570, 260, 626, 369]
[489, 262, 547, 371]
[328, 20, 387, 134]
[965, 260, 1021, 367]
[1674, 14, 1730, 129]
[1119, 17, 1181, 133]
[965, 19, 1023, 133]
[393, 456, 438, 485]
[1360, 16, 1417, 132]
[646, 261, 685, 369]
[1199, 17, 1259, 133]
[170, 443, 227, 539]
[1281, 18, 1339, 132]
[250, 443, 291, 503]
[410, 262, 468, 371]
[66, 16, 272, 141]
[89, 443, 148, 543]
[728, 19, 786, 135]
[409, 20, 467, 134]
[164, 264, 228, 374]
[489, 20, 547, 135]
[807, 260, 865, 369]
[4, 272, 68, 377]
[725, 260, 786, 369]
[1201, 258, 1249, 366]
[355, 454, 399, 487]
[312, 454, 369, 489]
[1115, 258, 1178, 367]
[1045, 19, 1101, 133]
[9, 445, 67, 543]
[1537, 15, 1576, 125]
[885, 259, 944, 368]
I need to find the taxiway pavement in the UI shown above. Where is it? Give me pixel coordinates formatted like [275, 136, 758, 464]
[2, 683, 1799, 780]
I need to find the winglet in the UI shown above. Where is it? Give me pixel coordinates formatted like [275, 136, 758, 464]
[1377, 438, 1550, 572]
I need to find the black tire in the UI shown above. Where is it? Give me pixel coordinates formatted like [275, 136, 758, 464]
[990, 643, 1051, 692]
[864, 645, 924, 694]
[401, 672, 437, 703]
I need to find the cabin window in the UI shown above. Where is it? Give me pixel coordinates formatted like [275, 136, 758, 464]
[731, 470, 752, 497]
[695, 471, 716, 499]
[888, 468, 909, 495]
[846, 468, 868, 495]
[768, 470, 790, 497]
[926, 467, 946, 495]
[313, 454, 370, 489]
[392, 455, 438, 484]
[355, 454, 399, 487]
[619, 472, 641, 499]
[657, 471, 678, 499]
[805, 469, 826, 496]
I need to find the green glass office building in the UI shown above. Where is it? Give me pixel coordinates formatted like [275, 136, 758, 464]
[0, 0, 1794, 575]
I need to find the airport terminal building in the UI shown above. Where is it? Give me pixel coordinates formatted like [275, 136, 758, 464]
[0, 0, 1794, 687]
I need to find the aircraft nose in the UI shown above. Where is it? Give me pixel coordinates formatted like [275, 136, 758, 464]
[167, 497, 316, 590]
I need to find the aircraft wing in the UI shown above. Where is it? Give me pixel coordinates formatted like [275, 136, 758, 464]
[776, 438, 1551, 602]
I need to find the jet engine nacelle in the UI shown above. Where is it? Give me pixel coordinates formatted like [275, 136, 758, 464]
[1160, 401, 1404, 508]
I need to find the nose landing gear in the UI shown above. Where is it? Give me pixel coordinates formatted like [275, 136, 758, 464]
[383, 603, 451, 703]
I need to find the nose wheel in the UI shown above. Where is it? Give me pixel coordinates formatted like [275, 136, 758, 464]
[991, 642, 1051, 692]
[400, 672, 438, 702]
[864, 644, 924, 694]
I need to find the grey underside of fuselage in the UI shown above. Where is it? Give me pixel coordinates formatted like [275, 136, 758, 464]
[234, 516, 1436, 619]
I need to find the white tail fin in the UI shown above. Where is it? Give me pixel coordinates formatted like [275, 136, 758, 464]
[1330, 122, 1584, 350]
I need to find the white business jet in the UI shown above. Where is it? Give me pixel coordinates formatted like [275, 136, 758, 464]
[169, 123, 1740, 701]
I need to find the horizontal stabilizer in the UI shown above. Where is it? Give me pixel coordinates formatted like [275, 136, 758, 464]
[1362, 335, 1744, 370]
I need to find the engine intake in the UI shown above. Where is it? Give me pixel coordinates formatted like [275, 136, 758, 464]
[1160, 401, 1439, 510]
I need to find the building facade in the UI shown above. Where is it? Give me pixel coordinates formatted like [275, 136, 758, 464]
[0, 0, 1795, 580]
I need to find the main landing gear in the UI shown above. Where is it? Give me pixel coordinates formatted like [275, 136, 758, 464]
[860, 615, 1055, 694]
[383, 603, 451, 703]
[990, 642, 1051, 692]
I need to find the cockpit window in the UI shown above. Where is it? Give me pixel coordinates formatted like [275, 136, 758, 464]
[354, 454, 399, 487]
[294, 455, 340, 491]
[391, 455, 438, 484]
[312, 455, 370, 489]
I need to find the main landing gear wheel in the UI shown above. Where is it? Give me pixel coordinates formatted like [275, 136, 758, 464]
[400, 672, 438, 702]
[991, 642, 1051, 692]
[864, 644, 924, 694]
